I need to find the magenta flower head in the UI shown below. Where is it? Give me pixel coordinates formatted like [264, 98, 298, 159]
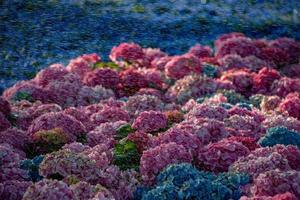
[110, 42, 145, 67]
[34, 64, 69, 87]
[269, 37, 300, 63]
[250, 169, 300, 197]
[188, 44, 212, 58]
[216, 37, 260, 58]
[90, 106, 130, 126]
[0, 112, 11, 132]
[196, 138, 250, 172]
[215, 32, 246, 50]
[0, 180, 32, 200]
[28, 112, 87, 143]
[140, 142, 193, 185]
[165, 54, 202, 79]
[66, 53, 100, 79]
[83, 68, 120, 89]
[132, 111, 167, 133]
[23, 179, 75, 200]
[0, 97, 11, 116]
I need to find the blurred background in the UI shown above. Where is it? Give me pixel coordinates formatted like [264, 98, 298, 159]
[1, 0, 300, 93]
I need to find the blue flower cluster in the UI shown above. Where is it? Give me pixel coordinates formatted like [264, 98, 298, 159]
[259, 126, 300, 148]
[135, 163, 250, 200]
[202, 64, 219, 78]
[217, 90, 248, 105]
[20, 155, 44, 182]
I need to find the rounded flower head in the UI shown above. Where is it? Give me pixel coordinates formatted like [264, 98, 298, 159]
[0, 143, 28, 182]
[216, 37, 260, 58]
[260, 95, 281, 113]
[230, 144, 300, 178]
[0, 128, 29, 154]
[39, 149, 101, 183]
[28, 112, 87, 143]
[83, 68, 120, 89]
[186, 103, 228, 121]
[66, 53, 100, 79]
[269, 37, 300, 63]
[165, 54, 202, 79]
[2, 80, 54, 103]
[110, 42, 145, 67]
[63, 107, 94, 131]
[143, 48, 167, 67]
[215, 32, 246, 50]
[132, 111, 167, 133]
[166, 75, 218, 104]
[258, 126, 300, 148]
[270, 77, 300, 97]
[125, 95, 164, 116]
[278, 93, 300, 120]
[151, 56, 172, 71]
[119, 68, 148, 95]
[34, 64, 69, 87]
[262, 114, 300, 133]
[250, 170, 300, 197]
[90, 106, 130, 126]
[221, 68, 254, 96]
[176, 118, 228, 145]
[0, 112, 11, 132]
[152, 127, 203, 156]
[0, 180, 32, 200]
[252, 67, 281, 94]
[23, 179, 75, 200]
[196, 138, 250, 172]
[281, 63, 300, 78]
[140, 142, 193, 185]
[188, 44, 212, 58]
[258, 47, 290, 67]
[0, 97, 11, 116]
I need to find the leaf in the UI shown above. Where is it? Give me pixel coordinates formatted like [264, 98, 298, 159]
[93, 61, 120, 70]
[115, 124, 134, 140]
[113, 140, 140, 171]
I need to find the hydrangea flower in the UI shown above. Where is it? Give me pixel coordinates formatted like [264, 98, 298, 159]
[196, 138, 250, 172]
[278, 92, 300, 120]
[0, 112, 11, 132]
[0, 180, 32, 200]
[140, 142, 193, 185]
[258, 126, 300, 148]
[125, 95, 164, 116]
[39, 148, 101, 183]
[166, 75, 218, 104]
[28, 112, 87, 143]
[66, 53, 100, 79]
[22, 179, 75, 200]
[83, 68, 120, 89]
[0, 128, 29, 155]
[250, 169, 300, 197]
[216, 37, 260, 58]
[0, 143, 29, 182]
[132, 111, 167, 133]
[164, 54, 202, 79]
[0, 97, 11, 116]
[110, 42, 145, 67]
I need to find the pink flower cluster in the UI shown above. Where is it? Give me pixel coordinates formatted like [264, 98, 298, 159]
[1, 33, 300, 199]
[140, 142, 193, 184]
[132, 111, 167, 133]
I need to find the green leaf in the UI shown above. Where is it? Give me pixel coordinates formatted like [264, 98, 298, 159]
[115, 124, 134, 140]
[13, 91, 34, 102]
[113, 140, 140, 171]
[93, 61, 120, 70]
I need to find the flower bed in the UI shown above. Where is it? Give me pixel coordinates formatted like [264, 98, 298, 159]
[1, 33, 300, 200]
